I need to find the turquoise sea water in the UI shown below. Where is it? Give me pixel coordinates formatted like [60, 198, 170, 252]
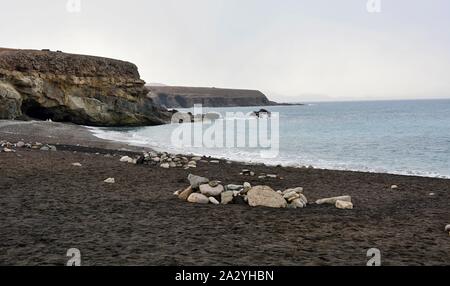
[90, 99, 450, 178]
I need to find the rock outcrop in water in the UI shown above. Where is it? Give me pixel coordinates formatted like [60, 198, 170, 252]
[0, 48, 171, 126]
[147, 86, 277, 108]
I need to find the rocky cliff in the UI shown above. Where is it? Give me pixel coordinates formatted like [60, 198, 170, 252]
[147, 86, 276, 108]
[0, 48, 171, 126]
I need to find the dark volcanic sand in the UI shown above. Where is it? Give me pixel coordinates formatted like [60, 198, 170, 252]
[0, 121, 449, 266]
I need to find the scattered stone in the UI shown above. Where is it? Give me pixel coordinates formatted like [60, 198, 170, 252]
[429, 192, 436, 196]
[160, 163, 170, 169]
[282, 187, 303, 195]
[120, 156, 134, 163]
[242, 169, 251, 175]
[335, 200, 354, 210]
[298, 194, 308, 204]
[173, 190, 181, 196]
[258, 175, 266, 179]
[187, 193, 209, 204]
[221, 191, 234, 205]
[152, 157, 161, 162]
[178, 186, 194, 201]
[209, 197, 220, 205]
[71, 163, 82, 167]
[169, 162, 177, 168]
[199, 184, 224, 197]
[267, 174, 277, 179]
[2, 148, 14, 153]
[104, 178, 115, 184]
[316, 195, 352, 205]
[191, 156, 202, 161]
[247, 186, 287, 208]
[188, 174, 209, 189]
[48, 145, 57, 151]
[226, 184, 243, 191]
[40, 146, 49, 151]
[290, 198, 306, 209]
[136, 156, 145, 165]
[242, 182, 252, 194]
[210, 160, 220, 164]
[391, 185, 399, 190]
[283, 191, 300, 202]
[209, 180, 220, 187]
[16, 141, 25, 148]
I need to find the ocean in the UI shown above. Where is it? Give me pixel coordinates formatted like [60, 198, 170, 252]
[90, 99, 450, 179]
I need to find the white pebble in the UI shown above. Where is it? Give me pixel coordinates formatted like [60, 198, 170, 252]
[104, 178, 115, 184]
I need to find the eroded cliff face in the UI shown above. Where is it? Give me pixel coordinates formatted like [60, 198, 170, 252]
[147, 86, 275, 108]
[0, 48, 171, 126]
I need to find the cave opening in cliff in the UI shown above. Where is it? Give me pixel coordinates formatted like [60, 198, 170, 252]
[21, 99, 58, 121]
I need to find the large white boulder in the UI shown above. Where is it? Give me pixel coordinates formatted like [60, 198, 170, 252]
[247, 186, 287, 208]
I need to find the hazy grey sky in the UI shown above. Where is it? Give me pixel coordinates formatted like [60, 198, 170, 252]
[1, 0, 450, 101]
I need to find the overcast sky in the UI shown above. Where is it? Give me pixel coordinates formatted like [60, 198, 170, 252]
[1, 0, 450, 101]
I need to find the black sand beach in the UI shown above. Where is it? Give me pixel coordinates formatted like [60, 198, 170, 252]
[1, 121, 449, 266]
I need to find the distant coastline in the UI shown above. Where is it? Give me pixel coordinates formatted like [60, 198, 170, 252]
[147, 85, 303, 108]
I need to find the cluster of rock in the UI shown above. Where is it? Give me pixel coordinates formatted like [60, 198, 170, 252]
[0, 140, 57, 152]
[119, 152, 218, 169]
[316, 195, 354, 210]
[171, 111, 221, 124]
[240, 169, 283, 180]
[175, 174, 355, 211]
[175, 174, 308, 209]
[250, 108, 271, 118]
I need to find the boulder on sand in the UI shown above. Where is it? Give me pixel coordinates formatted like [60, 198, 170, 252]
[120, 156, 135, 163]
[199, 184, 224, 197]
[316, 195, 352, 205]
[178, 186, 194, 201]
[209, 197, 220, 205]
[290, 198, 306, 209]
[247, 186, 287, 208]
[282, 187, 303, 195]
[283, 191, 300, 202]
[226, 184, 243, 191]
[335, 200, 354, 210]
[221, 191, 234, 205]
[187, 193, 209, 204]
[188, 174, 209, 189]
